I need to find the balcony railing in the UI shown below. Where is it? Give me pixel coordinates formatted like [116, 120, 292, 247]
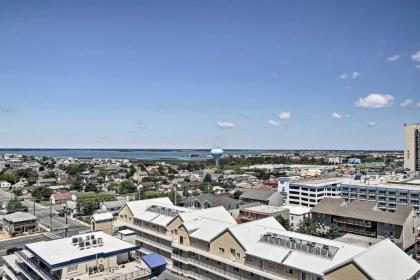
[103, 268, 150, 280]
[136, 236, 172, 252]
[16, 251, 56, 280]
[171, 252, 294, 280]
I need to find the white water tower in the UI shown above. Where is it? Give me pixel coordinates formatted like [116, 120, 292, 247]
[210, 148, 224, 167]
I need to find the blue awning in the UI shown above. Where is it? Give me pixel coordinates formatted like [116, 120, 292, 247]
[141, 253, 167, 269]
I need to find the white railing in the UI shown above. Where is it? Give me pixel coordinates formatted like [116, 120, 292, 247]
[103, 268, 150, 280]
[171, 251, 294, 280]
[188, 258, 241, 280]
[136, 236, 172, 252]
[16, 251, 56, 280]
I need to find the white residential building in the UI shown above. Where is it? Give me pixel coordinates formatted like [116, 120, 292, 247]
[0, 181, 11, 189]
[281, 204, 311, 230]
[286, 178, 342, 207]
[2, 231, 152, 280]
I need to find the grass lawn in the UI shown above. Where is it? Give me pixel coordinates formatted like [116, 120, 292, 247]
[38, 200, 51, 207]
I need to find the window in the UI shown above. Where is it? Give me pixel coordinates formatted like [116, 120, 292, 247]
[218, 247, 225, 253]
[67, 265, 78, 273]
[245, 255, 254, 263]
[312, 276, 322, 280]
[230, 249, 236, 255]
[268, 262, 277, 270]
[284, 267, 293, 274]
[236, 252, 241, 258]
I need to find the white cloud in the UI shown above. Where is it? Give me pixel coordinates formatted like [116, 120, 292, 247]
[267, 120, 280, 127]
[368, 121, 377, 126]
[331, 112, 343, 119]
[352, 72, 360, 79]
[338, 73, 348, 80]
[338, 72, 360, 80]
[412, 51, 420, 62]
[387, 54, 400, 61]
[401, 99, 413, 108]
[216, 121, 235, 128]
[415, 65, 420, 70]
[417, 102, 420, 107]
[278, 112, 291, 120]
[355, 93, 394, 109]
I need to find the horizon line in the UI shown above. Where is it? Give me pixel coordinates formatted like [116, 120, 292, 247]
[0, 147, 403, 152]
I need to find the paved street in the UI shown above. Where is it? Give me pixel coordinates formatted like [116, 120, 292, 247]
[0, 189, 88, 234]
[0, 190, 90, 265]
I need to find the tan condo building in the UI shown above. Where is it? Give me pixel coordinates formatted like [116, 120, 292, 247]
[113, 197, 420, 280]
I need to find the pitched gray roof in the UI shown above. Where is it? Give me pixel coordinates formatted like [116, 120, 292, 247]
[240, 189, 277, 202]
[4, 212, 37, 223]
[311, 197, 413, 225]
[183, 194, 239, 208]
[101, 200, 127, 209]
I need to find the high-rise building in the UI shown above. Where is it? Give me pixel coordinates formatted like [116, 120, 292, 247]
[404, 123, 420, 172]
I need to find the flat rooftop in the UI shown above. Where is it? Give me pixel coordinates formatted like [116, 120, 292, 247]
[291, 177, 343, 187]
[3, 211, 37, 222]
[281, 205, 311, 215]
[25, 231, 137, 269]
[335, 233, 382, 248]
[342, 180, 420, 191]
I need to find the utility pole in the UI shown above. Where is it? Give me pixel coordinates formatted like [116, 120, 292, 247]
[65, 206, 68, 238]
[33, 198, 35, 216]
[49, 199, 53, 232]
[174, 184, 177, 206]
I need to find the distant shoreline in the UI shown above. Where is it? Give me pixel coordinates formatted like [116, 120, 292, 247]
[0, 148, 403, 152]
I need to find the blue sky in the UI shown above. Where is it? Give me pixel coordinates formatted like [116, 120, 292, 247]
[0, 1, 419, 150]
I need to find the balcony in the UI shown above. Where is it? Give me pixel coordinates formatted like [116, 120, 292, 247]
[136, 236, 172, 252]
[170, 266, 216, 280]
[16, 250, 56, 280]
[171, 250, 294, 280]
[332, 218, 373, 228]
[114, 220, 172, 242]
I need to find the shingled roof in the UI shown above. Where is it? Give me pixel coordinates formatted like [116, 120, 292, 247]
[182, 193, 239, 209]
[240, 188, 277, 202]
[311, 197, 413, 225]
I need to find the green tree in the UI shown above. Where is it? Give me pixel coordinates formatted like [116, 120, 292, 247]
[43, 171, 56, 179]
[118, 180, 137, 194]
[32, 187, 53, 201]
[7, 199, 27, 213]
[143, 191, 162, 199]
[97, 168, 107, 178]
[84, 184, 98, 193]
[168, 189, 183, 205]
[275, 215, 290, 231]
[296, 218, 320, 236]
[325, 223, 342, 239]
[0, 172, 16, 184]
[203, 173, 212, 183]
[69, 175, 82, 191]
[76, 192, 115, 215]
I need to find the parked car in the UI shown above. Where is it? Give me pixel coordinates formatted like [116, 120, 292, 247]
[6, 246, 23, 255]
